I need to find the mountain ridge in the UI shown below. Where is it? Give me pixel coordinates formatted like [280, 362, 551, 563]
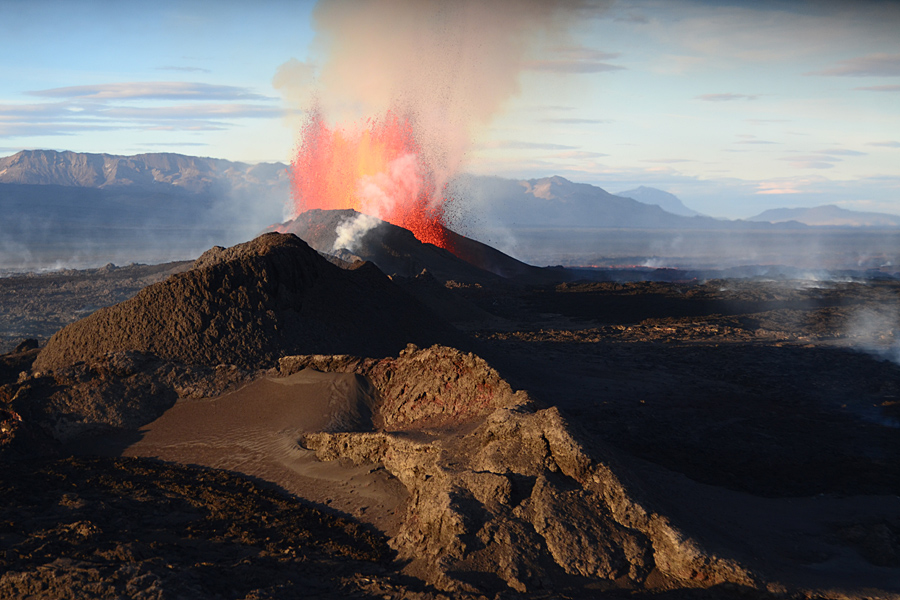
[0, 149, 289, 194]
[614, 185, 704, 217]
[748, 204, 900, 227]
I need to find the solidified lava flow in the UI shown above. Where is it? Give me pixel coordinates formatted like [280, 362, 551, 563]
[289, 108, 452, 250]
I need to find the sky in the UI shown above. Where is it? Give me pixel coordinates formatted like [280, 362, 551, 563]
[0, 0, 898, 219]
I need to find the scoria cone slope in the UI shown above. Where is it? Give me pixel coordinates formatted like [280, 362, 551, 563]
[33, 232, 462, 373]
[277, 208, 563, 284]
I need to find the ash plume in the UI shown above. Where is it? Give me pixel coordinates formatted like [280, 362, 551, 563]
[274, 0, 606, 189]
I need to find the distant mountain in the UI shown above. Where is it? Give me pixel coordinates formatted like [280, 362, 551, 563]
[454, 175, 759, 230]
[0, 149, 288, 193]
[748, 205, 900, 227]
[0, 150, 290, 270]
[614, 186, 703, 217]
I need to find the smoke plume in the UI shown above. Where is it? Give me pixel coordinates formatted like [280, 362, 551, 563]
[274, 0, 603, 189]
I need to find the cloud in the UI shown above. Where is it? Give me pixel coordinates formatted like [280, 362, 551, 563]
[0, 122, 116, 137]
[156, 66, 212, 74]
[696, 93, 759, 101]
[477, 140, 578, 150]
[28, 82, 272, 101]
[785, 160, 836, 170]
[735, 139, 777, 144]
[782, 155, 842, 163]
[540, 118, 611, 124]
[524, 46, 624, 73]
[140, 142, 209, 147]
[744, 119, 789, 124]
[756, 182, 803, 195]
[853, 84, 900, 92]
[868, 141, 900, 148]
[641, 158, 694, 163]
[1, 79, 284, 144]
[818, 148, 866, 156]
[553, 150, 609, 161]
[807, 53, 900, 77]
[103, 103, 283, 120]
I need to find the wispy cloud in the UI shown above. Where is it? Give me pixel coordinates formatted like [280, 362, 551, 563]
[853, 84, 900, 92]
[554, 150, 608, 159]
[156, 66, 212, 73]
[806, 53, 900, 77]
[477, 140, 578, 150]
[540, 118, 611, 124]
[868, 141, 900, 148]
[696, 93, 759, 101]
[641, 158, 694, 163]
[0, 122, 116, 137]
[525, 47, 624, 74]
[781, 156, 837, 169]
[140, 141, 209, 146]
[818, 148, 866, 156]
[735, 139, 777, 145]
[104, 103, 282, 120]
[1, 80, 282, 142]
[756, 182, 803, 195]
[29, 82, 272, 101]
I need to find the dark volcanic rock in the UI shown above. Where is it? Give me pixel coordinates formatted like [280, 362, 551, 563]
[33, 233, 461, 373]
[0, 457, 406, 600]
[277, 208, 563, 284]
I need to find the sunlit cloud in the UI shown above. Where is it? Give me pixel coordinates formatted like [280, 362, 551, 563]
[806, 53, 900, 77]
[756, 182, 802, 195]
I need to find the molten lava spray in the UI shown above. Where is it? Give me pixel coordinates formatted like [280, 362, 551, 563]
[290, 108, 450, 249]
[276, 0, 603, 250]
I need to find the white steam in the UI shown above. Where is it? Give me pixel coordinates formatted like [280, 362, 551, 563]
[844, 307, 900, 366]
[333, 213, 381, 253]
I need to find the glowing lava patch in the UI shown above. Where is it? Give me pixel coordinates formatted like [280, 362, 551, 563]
[290, 109, 451, 249]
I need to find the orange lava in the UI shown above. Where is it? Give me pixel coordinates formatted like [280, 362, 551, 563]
[290, 108, 451, 249]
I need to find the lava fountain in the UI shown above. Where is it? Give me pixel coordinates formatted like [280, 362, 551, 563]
[289, 108, 452, 250]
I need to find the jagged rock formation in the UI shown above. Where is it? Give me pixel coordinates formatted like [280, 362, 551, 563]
[280, 345, 758, 594]
[33, 233, 461, 373]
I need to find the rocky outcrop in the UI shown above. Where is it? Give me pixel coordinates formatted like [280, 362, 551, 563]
[4, 350, 253, 444]
[282, 345, 759, 594]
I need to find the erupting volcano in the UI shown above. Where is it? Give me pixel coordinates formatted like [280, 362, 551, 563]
[289, 109, 453, 250]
